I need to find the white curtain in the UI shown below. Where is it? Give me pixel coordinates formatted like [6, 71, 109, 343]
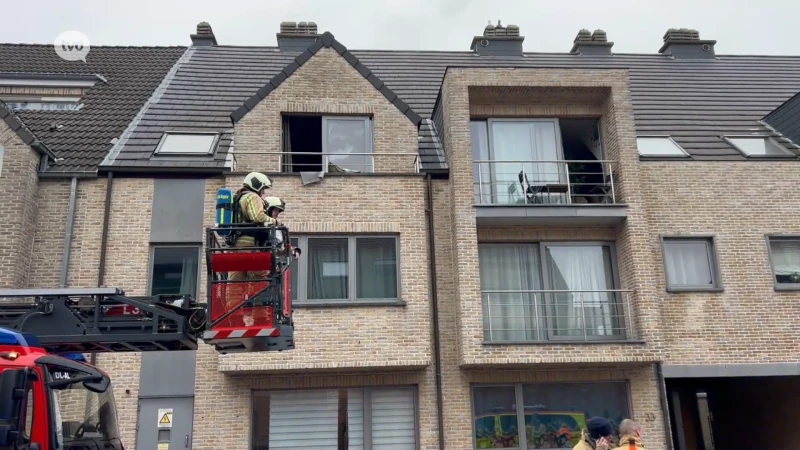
[478, 243, 542, 341]
[664, 241, 713, 286]
[544, 246, 616, 338]
[179, 251, 198, 296]
[308, 238, 349, 300]
[770, 240, 800, 279]
[490, 121, 564, 204]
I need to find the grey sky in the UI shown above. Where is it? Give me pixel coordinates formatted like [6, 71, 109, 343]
[4, 0, 798, 55]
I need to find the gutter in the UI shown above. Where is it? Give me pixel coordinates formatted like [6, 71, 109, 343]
[655, 362, 674, 450]
[424, 173, 445, 450]
[59, 177, 78, 288]
[92, 171, 114, 367]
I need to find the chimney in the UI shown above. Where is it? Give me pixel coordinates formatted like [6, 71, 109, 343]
[570, 29, 614, 55]
[470, 20, 525, 57]
[190, 22, 217, 46]
[277, 21, 321, 52]
[659, 28, 716, 59]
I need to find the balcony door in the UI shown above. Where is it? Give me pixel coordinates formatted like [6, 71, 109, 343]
[487, 119, 566, 205]
[540, 243, 623, 340]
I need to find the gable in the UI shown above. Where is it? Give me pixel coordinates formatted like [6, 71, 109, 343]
[230, 32, 422, 127]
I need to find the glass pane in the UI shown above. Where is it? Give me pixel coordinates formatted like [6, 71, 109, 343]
[356, 238, 398, 299]
[324, 119, 370, 172]
[307, 238, 349, 300]
[636, 137, 687, 156]
[664, 240, 713, 287]
[290, 238, 299, 300]
[159, 134, 216, 154]
[730, 138, 787, 156]
[479, 244, 542, 342]
[521, 382, 629, 449]
[471, 121, 491, 205]
[544, 245, 619, 338]
[151, 247, 199, 296]
[769, 239, 800, 284]
[473, 386, 521, 449]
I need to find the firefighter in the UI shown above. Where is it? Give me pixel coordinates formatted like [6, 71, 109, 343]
[263, 196, 301, 261]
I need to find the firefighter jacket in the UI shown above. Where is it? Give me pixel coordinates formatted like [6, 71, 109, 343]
[235, 190, 277, 247]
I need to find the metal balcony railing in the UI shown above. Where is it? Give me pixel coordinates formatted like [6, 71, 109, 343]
[481, 289, 637, 343]
[473, 159, 617, 205]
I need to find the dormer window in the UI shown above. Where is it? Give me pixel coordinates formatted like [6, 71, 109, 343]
[723, 136, 793, 158]
[154, 133, 218, 156]
[0, 73, 101, 111]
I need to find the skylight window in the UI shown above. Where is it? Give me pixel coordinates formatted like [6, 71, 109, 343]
[155, 133, 218, 155]
[636, 136, 689, 157]
[724, 136, 792, 157]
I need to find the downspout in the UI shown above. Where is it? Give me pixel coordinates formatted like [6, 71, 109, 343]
[655, 362, 675, 450]
[92, 171, 114, 366]
[59, 177, 78, 287]
[424, 173, 445, 450]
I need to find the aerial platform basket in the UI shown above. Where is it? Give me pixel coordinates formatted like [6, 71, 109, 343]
[205, 224, 294, 354]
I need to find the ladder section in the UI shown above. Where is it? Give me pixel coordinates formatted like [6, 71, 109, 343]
[0, 288, 204, 354]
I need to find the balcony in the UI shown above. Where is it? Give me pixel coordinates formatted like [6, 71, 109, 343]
[481, 289, 637, 343]
[473, 159, 627, 226]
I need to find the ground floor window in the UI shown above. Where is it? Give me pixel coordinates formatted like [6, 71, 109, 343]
[252, 386, 417, 450]
[472, 382, 629, 450]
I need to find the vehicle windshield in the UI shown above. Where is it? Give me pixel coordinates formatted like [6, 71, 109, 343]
[50, 380, 122, 450]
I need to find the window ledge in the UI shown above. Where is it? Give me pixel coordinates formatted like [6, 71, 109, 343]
[666, 287, 724, 294]
[482, 339, 646, 346]
[774, 286, 800, 292]
[293, 300, 407, 309]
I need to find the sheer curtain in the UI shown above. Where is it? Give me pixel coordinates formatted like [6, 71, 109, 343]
[663, 240, 713, 286]
[356, 238, 397, 299]
[179, 250, 199, 296]
[770, 240, 800, 282]
[308, 238, 349, 300]
[490, 121, 564, 204]
[479, 243, 542, 341]
[471, 121, 491, 204]
[544, 245, 616, 338]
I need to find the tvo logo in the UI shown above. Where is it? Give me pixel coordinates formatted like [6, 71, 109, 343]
[54, 31, 91, 62]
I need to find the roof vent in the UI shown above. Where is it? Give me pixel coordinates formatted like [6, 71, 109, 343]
[570, 29, 614, 55]
[277, 21, 321, 52]
[470, 20, 525, 57]
[190, 22, 217, 46]
[659, 28, 716, 59]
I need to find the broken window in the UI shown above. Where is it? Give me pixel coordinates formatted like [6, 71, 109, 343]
[282, 115, 373, 173]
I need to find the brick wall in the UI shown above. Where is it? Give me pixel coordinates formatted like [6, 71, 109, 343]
[235, 47, 419, 174]
[0, 121, 40, 289]
[641, 162, 800, 364]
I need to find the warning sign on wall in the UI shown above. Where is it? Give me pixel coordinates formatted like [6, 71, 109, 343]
[158, 408, 173, 429]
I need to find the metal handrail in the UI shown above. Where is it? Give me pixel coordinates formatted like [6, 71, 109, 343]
[235, 150, 420, 174]
[481, 289, 637, 342]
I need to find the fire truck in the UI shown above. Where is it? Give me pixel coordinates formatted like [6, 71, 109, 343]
[0, 222, 293, 450]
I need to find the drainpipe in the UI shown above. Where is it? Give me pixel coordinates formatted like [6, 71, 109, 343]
[59, 177, 78, 288]
[424, 173, 445, 450]
[655, 362, 675, 450]
[92, 171, 114, 366]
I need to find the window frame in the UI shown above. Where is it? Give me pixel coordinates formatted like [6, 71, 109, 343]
[0, 143, 4, 176]
[477, 240, 625, 342]
[291, 235, 402, 306]
[722, 135, 795, 159]
[636, 135, 691, 158]
[153, 131, 220, 156]
[660, 235, 723, 293]
[469, 381, 632, 450]
[147, 244, 202, 299]
[321, 116, 374, 173]
[765, 234, 800, 291]
[251, 385, 420, 450]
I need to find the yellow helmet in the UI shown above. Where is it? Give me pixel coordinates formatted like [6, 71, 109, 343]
[243, 172, 272, 192]
[264, 196, 285, 214]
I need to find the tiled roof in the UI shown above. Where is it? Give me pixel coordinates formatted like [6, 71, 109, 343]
[0, 44, 187, 173]
[103, 38, 800, 173]
[0, 99, 56, 158]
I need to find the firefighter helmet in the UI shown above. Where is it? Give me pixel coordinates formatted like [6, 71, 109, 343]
[243, 172, 272, 193]
[264, 196, 286, 216]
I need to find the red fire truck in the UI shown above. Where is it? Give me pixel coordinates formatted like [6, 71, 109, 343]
[0, 223, 293, 450]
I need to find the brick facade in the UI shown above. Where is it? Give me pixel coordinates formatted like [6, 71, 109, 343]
[10, 36, 798, 450]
